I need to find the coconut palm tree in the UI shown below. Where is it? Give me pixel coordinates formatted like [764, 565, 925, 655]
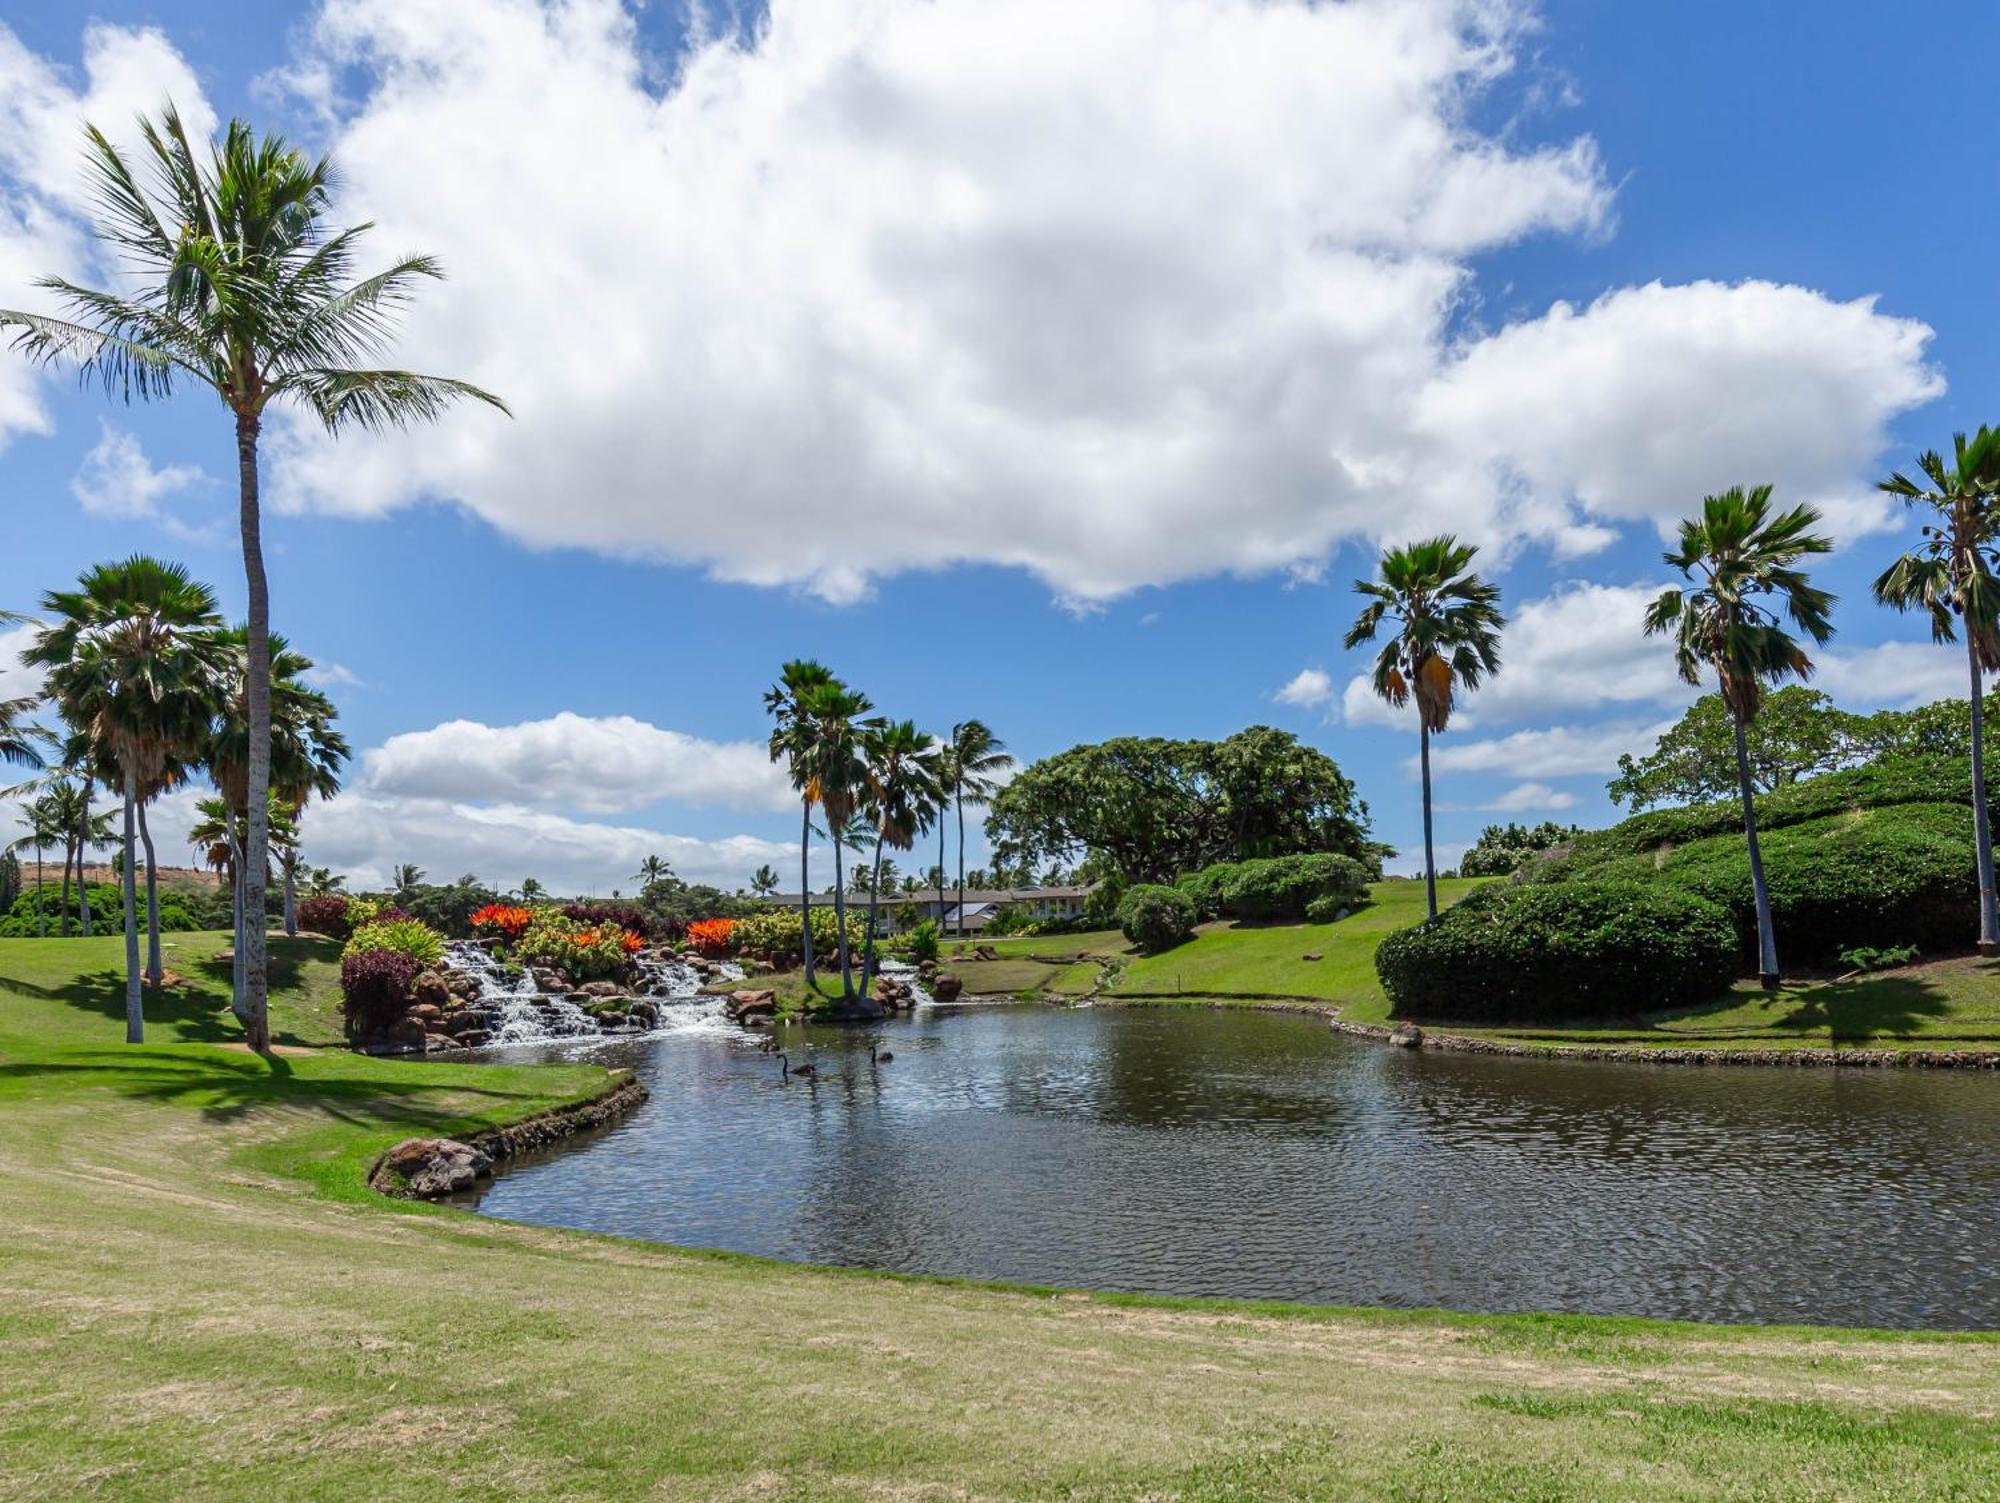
[634, 854, 672, 890]
[392, 863, 425, 894]
[520, 877, 545, 903]
[6, 797, 64, 937]
[765, 660, 838, 984]
[28, 557, 231, 1039]
[0, 692, 53, 771]
[796, 682, 877, 1000]
[1344, 536, 1505, 919]
[1875, 429, 2000, 955]
[944, 721, 1013, 938]
[750, 864, 779, 900]
[1645, 487, 1835, 987]
[859, 721, 943, 995]
[1, 107, 506, 1051]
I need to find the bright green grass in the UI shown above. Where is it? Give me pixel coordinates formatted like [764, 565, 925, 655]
[3, 938, 1999, 1498]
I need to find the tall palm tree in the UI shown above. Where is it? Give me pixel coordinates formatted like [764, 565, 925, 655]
[37, 776, 110, 938]
[634, 854, 672, 889]
[1, 107, 505, 1052]
[1876, 429, 2000, 955]
[860, 720, 943, 993]
[0, 692, 53, 771]
[6, 797, 63, 937]
[944, 721, 1013, 938]
[796, 682, 876, 1000]
[1344, 536, 1504, 919]
[1645, 487, 1834, 987]
[765, 660, 837, 983]
[205, 631, 346, 1020]
[392, 862, 425, 893]
[520, 877, 545, 903]
[750, 864, 780, 900]
[28, 557, 230, 1040]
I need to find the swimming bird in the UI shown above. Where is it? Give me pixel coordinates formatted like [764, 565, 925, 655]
[775, 1053, 816, 1079]
[870, 1045, 894, 1064]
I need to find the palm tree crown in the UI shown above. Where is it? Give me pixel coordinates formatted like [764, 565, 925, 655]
[1643, 486, 1836, 719]
[1343, 535, 1504, 734]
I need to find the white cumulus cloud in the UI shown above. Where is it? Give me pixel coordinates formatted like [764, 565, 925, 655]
[1274, 667, 1335, 710]
[69, 421, 205, 519]
[360, 711, 793, 815]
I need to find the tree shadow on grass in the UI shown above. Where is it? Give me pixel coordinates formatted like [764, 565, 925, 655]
[1762, 975, 1951, 1044]
[0, 1048, 548, 1125]
[6, 936, 341, 1047]
[1504, 974, 1957, 1046]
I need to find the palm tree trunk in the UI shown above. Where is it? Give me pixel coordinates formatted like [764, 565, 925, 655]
[799, 801, 816, 985]
[1966, 640, 1999, 955]
[863, 827, 888, 990]
[831, 834, 853, 997]
[138, 801, 162, 985]
[1419, 723, 1438, 920]
[956, 791, 967, 939]
[77, 787, 93, 937]
[1732, 711, 1781, 987]
[283, 856, 297, 938]
[59, 836, 74, 938]
[937, 812, 947, 935]
[120, 783, 142, 1044]
[232, 835, 246, 1020]
[237, 409, 273, 1052]
[33, 848, 44, 939]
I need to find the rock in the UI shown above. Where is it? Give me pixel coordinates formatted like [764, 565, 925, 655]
[422, 1032, 460, 1052]
[372, 1137, 492, 1199]
[386, 1018, 428, 1049]
[410, 1002, 444, 1023]
[580, 980, 627, 999]
[725, 989, 777, 1020]
[445, 973, 479, 999]
[932, 974, 963, 1001]
[452, 1029, 491, 1049]
[1302, 952, 1324, 962]
[530, 967, 568, 991]
[627, 1001, 659, 1027]
[442, 1011, 482, 1036]
[1388, 1024, 1424, 1049]
[412, 970, 453, 1009]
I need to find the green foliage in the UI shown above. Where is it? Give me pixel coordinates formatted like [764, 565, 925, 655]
[1304, 893, 1351, 924]
[1212, 853, 1371, 921]
[1116, 883, 1196, 953]
[395, 881, 499, 938]
[904, 919, 940, 964]
[638, 881, 757, 936]
[732, 905, 866, 969]
[988, 727, 1379, 885]
[0, 850, 17, 916]
[1375, 880, 1738, 1022]
[1174, 864, 1232, 922]
[341, 918, 445, 969]
[1862, 691, 2000, 762]
[1838, 943, 1921, 974]
[0, 882, 209, 937]
[1609, 688, 1871, 810]
[1459, 821, 1586, 877]
[513, 911, 634, 981]
[982, 903, 1035, 937]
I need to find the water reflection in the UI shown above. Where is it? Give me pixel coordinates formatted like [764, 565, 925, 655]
[466, 1005, 2000, 1329]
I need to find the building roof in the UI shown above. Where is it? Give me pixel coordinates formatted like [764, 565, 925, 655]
[768, 884, 1094, 907]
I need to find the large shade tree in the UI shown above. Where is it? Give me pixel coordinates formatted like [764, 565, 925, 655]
[27, 557, 230, 1040]
[1875, 428, 2000, 955]
[0, 107, 504, 1050]
[1645, 486, 1835, 987]
[1344, 536, 1504, 919]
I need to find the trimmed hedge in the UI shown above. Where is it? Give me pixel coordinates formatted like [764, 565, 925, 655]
[1117, 883, 1196, 953]
[1175, 853, 1372, 923]
[1375, 879, 1738, 1022]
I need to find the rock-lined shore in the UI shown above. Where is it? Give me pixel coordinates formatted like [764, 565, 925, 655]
[368, 1072, 651, 1199]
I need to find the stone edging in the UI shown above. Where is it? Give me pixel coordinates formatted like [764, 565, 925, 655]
[1084, 991, 2000, 1069]
[367, 1071, 650, 1198]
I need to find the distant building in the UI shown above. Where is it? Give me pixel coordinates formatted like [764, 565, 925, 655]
[769, 885, 1094, 933]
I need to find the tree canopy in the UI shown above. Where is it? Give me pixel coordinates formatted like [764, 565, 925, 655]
[1459, 821, 1586, 877]
[986, 726, 1381, 884]
[1609, 688, 1871, 810]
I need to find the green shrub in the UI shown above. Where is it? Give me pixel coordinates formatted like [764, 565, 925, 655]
[339, 948, 421, 1037]
[1116, 883, 1196, 953]
[1174, 865, 1233, 922]
[731, 905, 867, 969]
[983, 904, 1034, 937]
[1304, 893, 1351, 924]
[904, 919, 940, 964]
[342, 918, 446, 969]
[395, 882, 500, 939]
[1375, 879, 1738, 1022]
[1215, 853, 1371, 921]
[513, 911, 635, 981]
[1838, 943, 1920, 974]
[0, 882, 207, 937]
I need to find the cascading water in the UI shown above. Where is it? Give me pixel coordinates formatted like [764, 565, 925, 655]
[876, 957, 936, 1006]
[443, 941, 598, 1044]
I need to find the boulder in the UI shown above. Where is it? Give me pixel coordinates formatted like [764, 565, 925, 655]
[579, 980, 627, 999]
[412, 970, 453, 1009]
[442, 1011, 482, 1036]
[932, 974, 963, 1001]
[627, 1001, 659, 1027]
[445, 973, 479, 1000]
[386, 1017, 429, 1049]
[1388, 1023, 1424, 1050]
[372, 1138, 493, 1199]
[725, 989, 777, 1020]
[452, 1029, 491, 1049]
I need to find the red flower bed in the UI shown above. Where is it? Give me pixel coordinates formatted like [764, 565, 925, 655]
[470, 903, 533, 941]
[685, 917, 736, 957]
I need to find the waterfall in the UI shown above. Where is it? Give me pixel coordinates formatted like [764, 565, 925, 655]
[877, 956, 936, 1006]
[443, 942, 598, 1043]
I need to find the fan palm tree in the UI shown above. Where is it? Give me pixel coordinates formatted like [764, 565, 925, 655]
[859, 721, 943, 995]
[944, 721, 1013, 938]
[765, 659, 838, 983]
[1344, 536, 1504, 919]
[1, 107, 505, 1051]
[27, 557, 230, 1039]
[1645, 487, 1835, 987]
[796, 682, 876, 1000]
[1875, 429, 2000, 955]
[36, 775, 111, 937]
[0, 692, 53, 771]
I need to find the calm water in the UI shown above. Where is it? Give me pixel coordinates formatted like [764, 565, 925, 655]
[465, 1004, 2000, 1329]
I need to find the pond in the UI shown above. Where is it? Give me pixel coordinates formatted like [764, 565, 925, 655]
[462, 1002, 2000, 1330]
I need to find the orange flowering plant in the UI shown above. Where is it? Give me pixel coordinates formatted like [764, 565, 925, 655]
[470, 903, 534, 941]
[685, 917, 737, 957]
[515, 911, 639, 980]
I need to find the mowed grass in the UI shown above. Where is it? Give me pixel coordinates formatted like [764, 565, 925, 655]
[4, 937, 1999, 1498]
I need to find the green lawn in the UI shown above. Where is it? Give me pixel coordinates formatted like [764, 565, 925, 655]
[4, 935, 1998, 1498]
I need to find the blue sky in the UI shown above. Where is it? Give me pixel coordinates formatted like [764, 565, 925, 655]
[2, 0, 1996, 892]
